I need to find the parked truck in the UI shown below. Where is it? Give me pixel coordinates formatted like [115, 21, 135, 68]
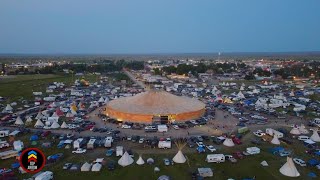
[158, 138, 171, 149]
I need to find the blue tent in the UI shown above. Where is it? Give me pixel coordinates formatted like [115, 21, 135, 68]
[308, 159, 320, 166]
[11, 162, 20, 169]
[30, 135, 39, 141]
[314, 151, 320, 156]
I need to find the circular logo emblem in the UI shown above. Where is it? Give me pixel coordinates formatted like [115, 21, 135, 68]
[19, 148, 46, 174]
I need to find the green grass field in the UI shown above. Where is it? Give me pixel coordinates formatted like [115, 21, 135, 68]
[0, 132, 319, 180]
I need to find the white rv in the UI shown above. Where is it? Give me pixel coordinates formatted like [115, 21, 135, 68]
[265, 128, 283, 138]
[116, 146, 123, 157]
[206, 154, 225, 163]
[73, 138, 84, 149]
[34, 171, 53, 180]
[104, 137, 113, 148]
[87, 139, 96, 150]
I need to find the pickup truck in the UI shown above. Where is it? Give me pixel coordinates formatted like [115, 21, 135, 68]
[72, 148, 87, 154]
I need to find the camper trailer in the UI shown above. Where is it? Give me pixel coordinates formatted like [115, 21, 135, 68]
[158, 138, 171, 149]
[0, 130, 9, 138]
[73, 138, 85, 149]
[87, 139, 96, 150]
[34, 171, 53, 180]
[246, 147, 260, 155]
[104, 137, 113, 148]
[0, 150, 19, 160]
[266, 128, 284, 138]
[116, 146, 123, 157]
[206, 154, 225, 163]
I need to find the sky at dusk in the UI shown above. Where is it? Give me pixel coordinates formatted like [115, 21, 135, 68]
[0, 0, 319, 54]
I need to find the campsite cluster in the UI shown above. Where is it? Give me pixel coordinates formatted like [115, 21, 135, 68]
[1, 70, 320, 179]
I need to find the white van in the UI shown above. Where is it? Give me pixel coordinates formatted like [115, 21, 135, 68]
[35, 171, 53, 180]
[298, 136, 310, 141]
[205, 154, 225, 163]
[157, 125, 168, 132]
[246, 147, 260, 155]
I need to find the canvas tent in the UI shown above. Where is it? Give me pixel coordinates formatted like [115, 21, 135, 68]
[14, 117, 24, 126]
[172, 141, 187, 163]
[271, 135, 281, 145]
[223, 138, 235, 147]
[91, 163, 102, 172]
[4, 104, 13, 112]
[26, 117, 33, 123]
[118, 151, 134, 167]
[310, 129, 320, 142]
[34, 119, 44, 128]
[298, 124, 309, 134]
[35, 112, 43, 120]
[60, 121, 68, 129]
[261, 161, 269, 167]
[136, 155, 145, 165]
[290, 127, 301, 135]
[50, 121, 60, 129]
[279, 157, 300, 177]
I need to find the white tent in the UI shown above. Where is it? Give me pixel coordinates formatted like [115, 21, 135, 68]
[289, 91, 295, 97]
[118, 151, 134, 167]
[237, 91, 245, 99]
[34, 119, 44, 128]
[14, 117, 24, 125]
[51, 112, 59, 118]
[223, 138, 235, 147]
[136, 156, 145, 165]
[66, 112, 74, 118]
[81, 162, 92, 172]
[50, 121, 60, 129]
[5, 104, 13, 111]
[91, 163, 102, 172]
[310, 129, 320, 142]
[71, 109, 77, 115]
[271, 135, 281, 145]
[253, 88, 259, 94]
[147, 158, 154, 164]
[212, 86, 218, 91]
[173, 150, 186, 163]
[26, 116, 33, 123]
[261, 160, 269, 167]
[298, 124, 309, 134]
[35, 112, 43, 120]
[172, 141, 187, 164]
[290, 127, 301, 135]
[279, 157, 300, 177]
[98, 97, 104, 103]
[240, 86, 244, 91]
[13, 140, 24, 151]
[60, 121, 68, 129]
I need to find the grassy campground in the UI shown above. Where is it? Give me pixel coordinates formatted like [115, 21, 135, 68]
[0, 131, 318, 180]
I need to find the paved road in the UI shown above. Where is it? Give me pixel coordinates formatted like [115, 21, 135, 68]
[123, 69, 146, 89]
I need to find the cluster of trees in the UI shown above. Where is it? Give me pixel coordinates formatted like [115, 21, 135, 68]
[157, 62, 247, 77]
[7, 60, 145, 75]
[273, 63, 319, 79]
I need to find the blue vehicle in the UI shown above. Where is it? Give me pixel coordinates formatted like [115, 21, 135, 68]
[197, 145, 206, 153]
[106, 149, 115, 156]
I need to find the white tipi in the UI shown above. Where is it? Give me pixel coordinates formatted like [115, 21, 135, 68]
[118, 151, 134, 167]
[26, 116, 33, 123]
[223, 138, 235, 147]
[34, 119, 44, 128]
[271, 135, 281, 145]
[290, 127, 301, 135]
[237, 91, 245, 99]
[50, 121, 60, 129]
[310, 129, 320, 142]
[60, 121, 68, 129]
[279, 157, 300, 177]
[35, 112, 43, 120]
[240, 86, 245, 91]
[5, 104, 13, 111]
[136, 155, 145, 165]
[298, 124, 309, 134]
[172, 141, 187, 164]
[14, 116, 24, 125]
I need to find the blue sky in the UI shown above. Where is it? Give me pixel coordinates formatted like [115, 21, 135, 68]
[0, 0, 319, 54]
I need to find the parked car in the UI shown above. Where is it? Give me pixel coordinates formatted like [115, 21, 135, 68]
[225, 155, 237, 163]
[63, 163, 72, 170]
[72, 148, 87, 154]
[108, 161, 115, 171]
[206, 145, 217, 152]
[163, 158, 170, 166]
[279, 151, 291, 157]
[293, 158, 306, 167]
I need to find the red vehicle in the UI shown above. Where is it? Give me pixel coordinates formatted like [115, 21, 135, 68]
[41, 131, 51, 137]
[85, 125, 94, 130]
[232, 137, 242, 145]
[233, 151, 244, 159]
